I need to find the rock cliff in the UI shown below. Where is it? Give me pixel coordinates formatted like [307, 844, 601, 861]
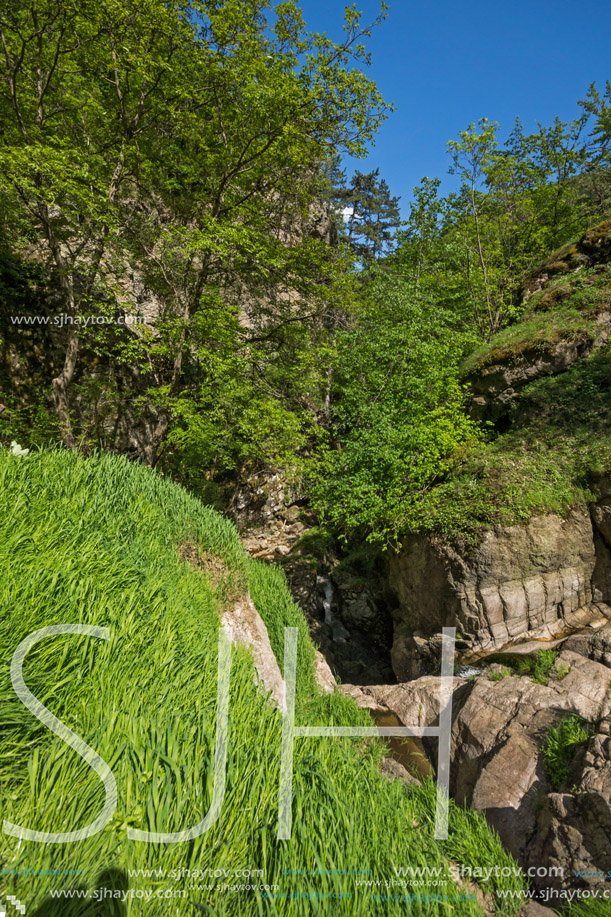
[388, 224, 611, 679]
[389, 504, 611, 679]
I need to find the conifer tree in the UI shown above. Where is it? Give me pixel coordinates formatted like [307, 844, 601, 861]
[343, 168, 401, 260]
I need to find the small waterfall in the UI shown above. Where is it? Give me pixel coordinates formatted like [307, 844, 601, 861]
[456, 665, 482, 678]
[320, 575, 333, 626]
[316, 575, 349, 644]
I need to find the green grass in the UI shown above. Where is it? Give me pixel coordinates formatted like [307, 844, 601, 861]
[419, 344, 611, 545]
[566, 901, 611, 916]
[0, 449, 526, 915]
[515, 650, 559, 685]
[542, 715, 590, 791]
[487, 667, 511, 682]
[461, 265, 611, 376]
[484, 651, 559, 686]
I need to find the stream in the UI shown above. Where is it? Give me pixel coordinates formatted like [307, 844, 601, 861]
[372, 710, 433, 779]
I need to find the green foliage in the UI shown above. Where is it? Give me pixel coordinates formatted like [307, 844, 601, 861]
[462, 265, 611, 374]
[487, 650, 560, 685]
[394, 95, 611, 343]
[515, 650, 559, 685]
[566, 900, 611, 917]
[308, 266, 480, 544]
[0, 449, 525, 915]
[543, 715, 590, 791]
[417, 339, 611, 544]
[0, 0, 390, 456]
[488, 667, 511, 682]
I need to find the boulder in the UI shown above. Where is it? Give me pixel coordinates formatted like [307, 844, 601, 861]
[522, 904, 558, 916]
[342, 677, 449, 728]
[347, 637, 611, 894]
[450, 650, 610, 868]
[379, 756, 420, 787]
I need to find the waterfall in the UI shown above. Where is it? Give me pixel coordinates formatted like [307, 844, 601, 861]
[316, 575, 348, 644]
[320, 576, 333, 626]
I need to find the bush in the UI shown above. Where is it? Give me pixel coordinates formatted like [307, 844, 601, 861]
[542, 715, 590, 790]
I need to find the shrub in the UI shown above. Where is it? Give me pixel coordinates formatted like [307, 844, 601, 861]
[516, 649, 559, 684]
[542, 715, 590, 790]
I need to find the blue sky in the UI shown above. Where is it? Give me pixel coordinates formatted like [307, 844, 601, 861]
[299, 0, 611, 218]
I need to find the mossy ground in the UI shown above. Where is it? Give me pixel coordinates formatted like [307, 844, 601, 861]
[418, 264, 611, 547]
[462, 265, 611, 375]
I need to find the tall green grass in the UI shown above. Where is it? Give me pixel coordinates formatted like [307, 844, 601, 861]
[0, 449, 525, 914]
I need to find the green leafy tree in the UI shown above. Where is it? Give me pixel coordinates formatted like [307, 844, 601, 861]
[0, 0, 390, 463]
[309, 267, 478, 544]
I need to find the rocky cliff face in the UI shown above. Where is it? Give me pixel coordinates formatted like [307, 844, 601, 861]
[387, 224, 611, 680]
[389, 503, 611, 680]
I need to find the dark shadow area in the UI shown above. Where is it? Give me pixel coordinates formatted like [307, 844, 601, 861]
[30, 868, 128, 917]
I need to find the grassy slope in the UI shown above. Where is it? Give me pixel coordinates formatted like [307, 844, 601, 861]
[0, 450, 525, 915]
[420, 263, 611, 545]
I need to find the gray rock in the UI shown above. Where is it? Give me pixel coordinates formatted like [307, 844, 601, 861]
[342, 677, 448, 728]
[523, 903, 558, 916]
[349, 647, 611, 894]
[388, 508, 611, 681]
[466, 335, 595, 424]
[379, 756, 420, 787]
[563, 621, 611, 671]
[221, 594, 287, 711]
[313, 650, 336, 694]
[448, 649, 611, 892]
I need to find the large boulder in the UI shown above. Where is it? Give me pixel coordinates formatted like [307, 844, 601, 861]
[346, 628, 611, 895]
[522, 626, 611, 891]
[450, 649, 610, 868]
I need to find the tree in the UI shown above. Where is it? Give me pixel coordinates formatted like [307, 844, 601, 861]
[0, 0, 390, 462]
[308, 266, 478, 545]
[341, 168, 401, 260]
[578, 81, 611, 212]
[444, 110, 594, 339]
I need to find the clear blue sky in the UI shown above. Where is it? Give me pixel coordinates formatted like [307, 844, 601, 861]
[299, 0, 611, 218]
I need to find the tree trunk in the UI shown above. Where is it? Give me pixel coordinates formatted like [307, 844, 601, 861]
[52, 328, 79, 449]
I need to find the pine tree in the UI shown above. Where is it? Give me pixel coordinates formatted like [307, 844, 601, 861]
[343, 168, 401, 260]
